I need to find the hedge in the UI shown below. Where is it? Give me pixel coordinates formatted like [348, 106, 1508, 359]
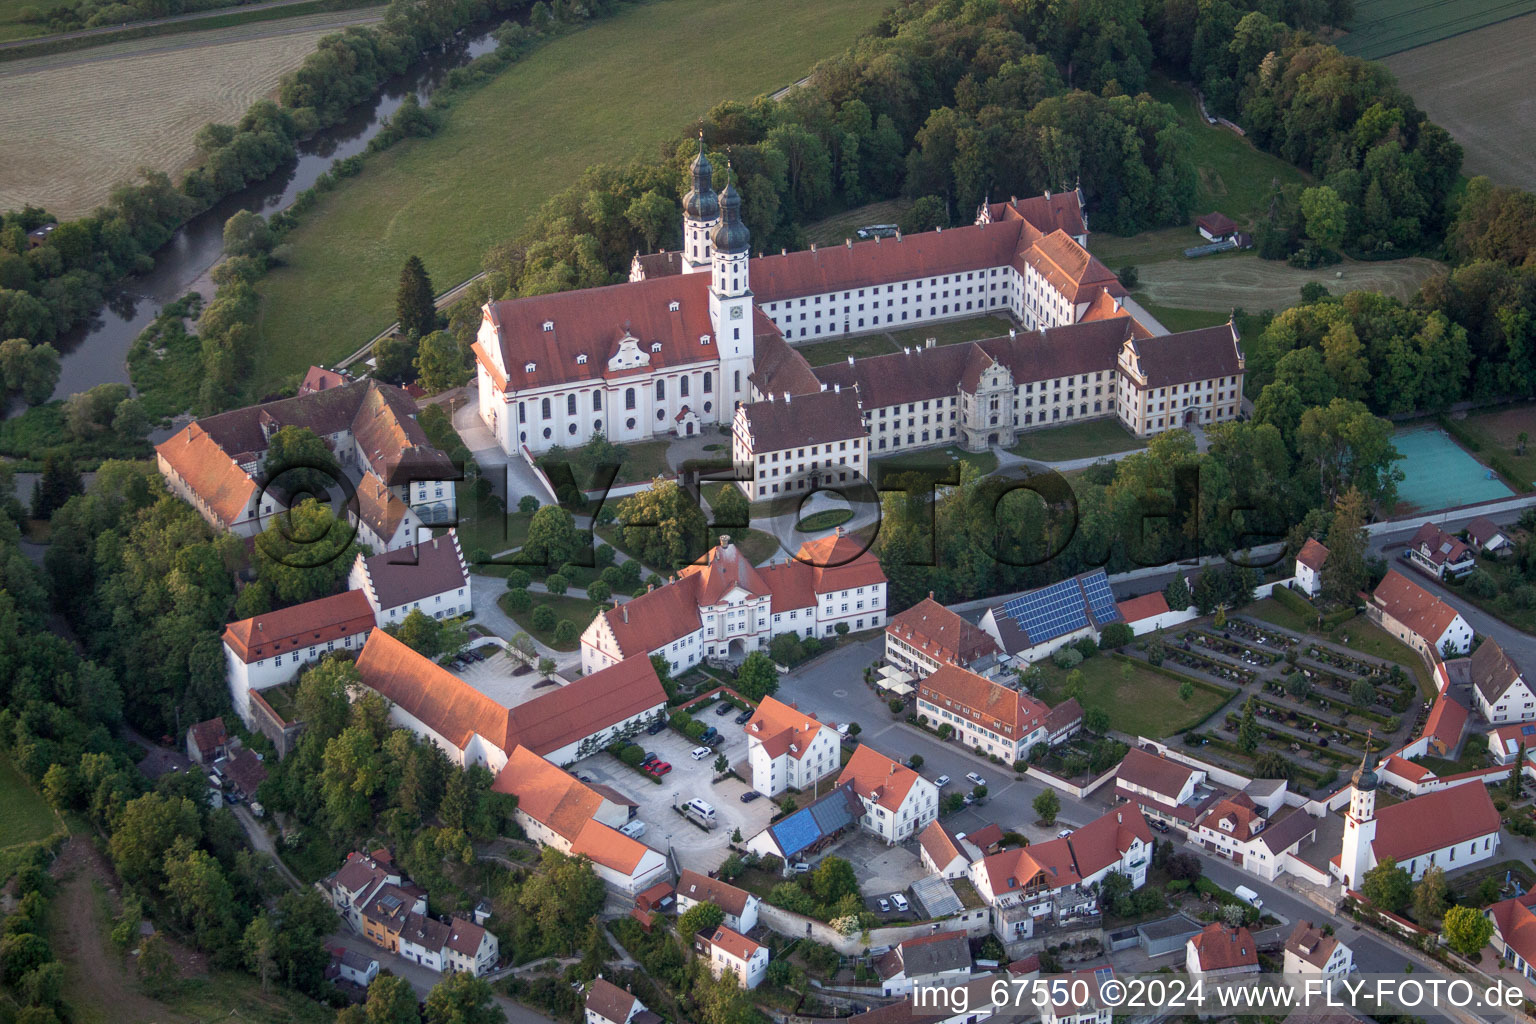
[1271, 584, 1317, 619]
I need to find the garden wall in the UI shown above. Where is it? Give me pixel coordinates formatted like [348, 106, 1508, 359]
[756, 902, 992, 955]
[1025, 762, 1119, 799]
[248, 689, 304, 759]
[1135, 737, 1253, 791]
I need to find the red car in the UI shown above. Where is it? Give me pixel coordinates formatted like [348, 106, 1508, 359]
[650, 761, 672, 777]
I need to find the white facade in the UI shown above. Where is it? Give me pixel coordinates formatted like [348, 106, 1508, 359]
[1478, 677, 1536, 725]
[398, 930, 444, 972]
[1295, 561, 1321, 598]
[706, 931, 769, 990]
[1283, 936, 1352, 989]
[226, 628, 371, 727]
[444, 926, 499, 976]
[388, 702, 510, 774]
[857, 776, 939, 844]
[745, 711, 840, 798]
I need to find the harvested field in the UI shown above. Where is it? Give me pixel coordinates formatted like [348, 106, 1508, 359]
[1133, 252, 1443, 313]
[1337, 0, 1536, 59]
[0, 9, 381, 217]
[1384, 14, 1536, 191]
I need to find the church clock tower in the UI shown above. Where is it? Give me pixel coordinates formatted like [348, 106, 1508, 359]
[710, 168, 753, 412]
[1340, 744, 1378, 890]
[682, 133, 718, 275]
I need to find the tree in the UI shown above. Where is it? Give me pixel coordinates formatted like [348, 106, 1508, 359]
[625, 190, 674, 253]
[1442, 904, 1494, 958]
[1083, 708, 1110, 734]
[900, 195, 948, 234]
[1255, 751, 1294, 780]
[587, 580, 611, 603]
[553, 620, 578, 647]
[1361, 857, 1412, 914]
[1300, 185, 1347, 252]
[1510, 746, 1525, 800]
[21, 342, 58, 404]
[372, 334, 417, 385]
[678, 900, 725, 937]
[1098, 622, 1133, 649]
[1412, 866, 1448, 927]
[614, 479, 707, 569]
[713, 753, 728, 773]
[518, 495, 539, 515]
[415, 330, 471, 392]
[396, 255, 437, 339]
[137, 934, 178, 996]
[531, 605, 555, 631]
[1237, 697, 1262, 753]
[222, 209, 273, 259]
[365, 975, 420, 1024]
[711, 486, 749, 529]
[1285, 671, 1313, 700]
[263, 425, 339, 500]
[242, 913, 278, 992]
[1178, 681, 1195, 702]
[423, 970, 499, 1024]
[1164, 575, 1192, 610]
[254, 499, 359, 605]
[736, 651, 779, 701]
[1033, 789, 1060, 825]
[1350, 678, 1376, 707]
[1323, 487, 1370, 606]
[523, 505, 582, 568]
[1213, 605, 1227, 629]
[537, 656, 555, 678]
[30, 454, 81, 519]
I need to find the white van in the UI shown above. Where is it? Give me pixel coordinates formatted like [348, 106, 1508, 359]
[619, 819, 646, 839]
[690, 746, 712, 761]
[1234, 884, 1263, 909]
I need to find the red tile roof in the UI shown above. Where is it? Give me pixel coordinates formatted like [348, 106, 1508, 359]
[187, 718, 227, 757]
[749, 322, 821, 398]
[680, 535, 770, 604]
[704, 924, 763, 962]
[985, 192, 1088, 238]
[493, 746, 602, 840]
[299, 365, 352, 395]
[1371, 783, 1499, 864]
[744, 697, 832, 761]
[505, 655, 666, 758]
[156, 424, 260, 528]
[570, 816, 652, 873]
[1190, 924, 1258, 971]
[1285, 921, 1340, 969]
[353, 472, 412, 544]
[1468, 517, 1509, 548]
[1472, 639, 1526, 706]
[1297, 538, 1329, 572]
[1196, 212, 1238, 237]
[1423, 694, 1468, 750]
[918, 820, 967, 869]
[356, 531, 468, 610]
[918, 664, 1049, 740]
[1381, 754, 1431, 784]
[445, 917, 488, 956]
[1018, 229, 1123, 303]
[796, 528, 887, 593]
[356, 628, 514, 752]
[677, 869, 754, 918]
[1490, 895, 1536, 968]
[223, 590, 375, 664]
[585, 979, 642, 1024]
[738, 389, 865, 451]
[1116, 746, 1199, 801]
[1067, 805, 1152, 877]
[1122, 322, 1244, 389]
[1371, 570, 1465, 646]
[887, 596, 1001, 668]
[1116, 591, 1170, 622]
[1410, 523, 1473, 569]
[838, 744, 923, 812]
[1200, 794, 1262, 842]
[595, 573, 704, 657]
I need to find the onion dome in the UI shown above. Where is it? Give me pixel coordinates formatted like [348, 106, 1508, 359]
[683, 135, 718, 220]
[711, 177, 750, 254]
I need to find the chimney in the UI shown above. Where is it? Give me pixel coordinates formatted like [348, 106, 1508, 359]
[785, 393, 792, 404]
[1116, 811, 1122, 824]
[903, 346, 911, 355]
[847, 355, 855, 365]
[1009, 328, 1016, 338]
[820, 382, 828, 392]
[875, 235, 881, 244]
[845, 238, 852, 249]
[895, 229, 902, 241]
[781, 248, 787, 256]
[936, 226, 942, 233]
[925, 337, 935, 349]
[622, 606, 629, 622]
[834, 384, 840, 393]
[810, 243, 817, 253]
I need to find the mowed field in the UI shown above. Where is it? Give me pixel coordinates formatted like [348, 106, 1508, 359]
[1336, 0, 1536, 58]
[253, 0, 896, 392]
[0, 9, 382, 217]
[1133, 252, 1444, 312]
[1384, 14, 1536, 191]
[0, 754, 63, 851]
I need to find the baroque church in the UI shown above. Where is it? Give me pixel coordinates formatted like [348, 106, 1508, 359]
[471, 137, 1246, 493]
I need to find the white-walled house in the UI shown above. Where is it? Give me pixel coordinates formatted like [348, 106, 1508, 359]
[223, 590, 376, 726]
[1283, 921, 1352, 989]
[1367, 571, 1473, 660]
[348, 531, 470, 624]
[838, 745, 939, 844]
[584, 979, 661, 1024]
[698, 926, 768, 990]
[874, 932, 972, 997]
[915, 664, 1060, 762]
[1294, 538, 1328, 598]
[675, 869, 760, 934]
[1472, 639, 1534, 724]
[743, 696, 840, 797]
[1186, 924, 1259, 978]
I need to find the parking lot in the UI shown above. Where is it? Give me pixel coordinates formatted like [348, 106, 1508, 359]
[573, 714, 776, 874]
[445, 646, 566, 707]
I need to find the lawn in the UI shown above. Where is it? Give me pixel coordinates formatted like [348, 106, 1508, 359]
[802, 199, 914, 247]
[257, 680, 300, 723]
[253, 0, 896, 391]
[795, 508, 853, 533]
[733, 527, 784, 565]
[1331, 615, 1436, 698]
[1126, 295, 1233, 333]
[872, 445, 998, 481]
[497, 591, 601, 650]
[1452, 402, 1536, 489]
[796, 332, 900, 366]
[608, 439, 674, 486]
[1028, 655, 1235, 739]
[887, 314, 1014, 349]
[1008, 419, 1144, 463]
[1246, 597, 1310, 633]
[450, 504, 531, 560]
[0, 755, 63, 851]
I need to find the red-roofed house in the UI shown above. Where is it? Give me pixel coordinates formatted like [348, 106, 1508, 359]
[886, 595, 1002, 677]
[1422, 693, 1468, 756]
[744, 696, 840, 797]
[1468, 517, 1513, 555]
[584, 977, 663, 1024]
[580, 530, 887, 675]
[1295, 538, 1329, 597]
[223, 590, 377, 726]
[1185, 924, 1258, 977]
[1116, 591, 1175, 633]
[186, 718, 227, 765]
[1488, 722, 1536, 765]
[697, 925, 769, 989]
[838, 744, 940, 844]
[1367, 571, 1472, 660]
[675, 869, 760, 934]
[875, 931, 972, 997]
[916, 664, 1055, 763]
[1488, 892, 1536, 983]
[1470, 639, 1534, 724]
[1114, 746, 1211, 826]
[1406, 523, 1476, 580]
[348, 531, 470, 624]
[1196, 213, 1239, 242]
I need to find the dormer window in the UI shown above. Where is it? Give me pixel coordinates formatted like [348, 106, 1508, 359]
[576, 354, 588, 364]
[650, 342, 662, 353]
[668, 301, 680, 312]
[700, 334, 712, 345]
[524, 362, 536, 372]
[542, 320, 554, 331]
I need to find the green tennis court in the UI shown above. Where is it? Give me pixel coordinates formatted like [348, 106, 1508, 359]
[1393, 427, 1512, 511]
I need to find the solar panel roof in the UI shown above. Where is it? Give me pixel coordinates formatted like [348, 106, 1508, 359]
[994, 570, 1122, 646]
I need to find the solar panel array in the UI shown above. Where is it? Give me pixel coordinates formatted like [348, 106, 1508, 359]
[995, 569, 1122, 645]
[770, 808, 821, 858]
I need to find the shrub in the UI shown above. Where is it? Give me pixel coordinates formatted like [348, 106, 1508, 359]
[553, 619, 578, 646]
[531, 605, 556, 631]
[1052, 646, 1084, 669]
[505, 589, 532, 613]
[888, 698, 904, 714]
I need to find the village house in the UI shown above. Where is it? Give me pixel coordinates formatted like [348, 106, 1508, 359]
[348, 531, 471, 624]
[970, 806, 1153, 946]
[1366, 570, 1473, 660]
[223, 590, 376, 726]
[319, 850, 404, 932]
[1467, 516, 1513, 555]
[1195, 212, 1238, 242]
[848, 977, 1008, 1023]
[875, 931, 973, 997]
[493, 746, 669, 894]
[1422, 692, 1469, 756]
[1406, 522, 1477, 580]
[331, 948, 378, 988]
[1487, 892, 1536, 984]
[1113, 747, 1214, 828]
[674, 869, 760, 934]
[186, 717, 227, 765]
[580, 530, 887, 675]
[915, 663, 1074, 763]
[743, 783, 863, 865]
[1488, 723, 1536, 764]
[1294, 538, 1328, 598]
[918, 821, 1003, 879]
[838, 744, 940, 844]
[977, 569, 1126, 664]
[697, 925, 768, 989]
[885, 594, 1003, 678]
[1186, 924, 1259, 978]
[1334, 753, 1501, 888]
[1040, 968, 1115, 1024]
[1115, 591, 1179, 635]
[742, 696, 841, 798]
[731, 389, 868, 502]
[583, 978, 663, 1024]
[1282, 921, 1353, 989]
[1471, 639, 1534, 724]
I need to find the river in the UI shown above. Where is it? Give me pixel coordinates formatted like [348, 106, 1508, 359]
[38, 25, 503, 406]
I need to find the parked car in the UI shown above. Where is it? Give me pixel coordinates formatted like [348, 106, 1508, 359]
[934, 775, 950, 788]
[640, 754, 658, 768]
[790, 861, 810, 873]
[890, 894, 909, 912]
[646, 720, 667, 735]
[690, 746, 712, 761]
[619, 820, 646, 838]
[735, 710, 753, 724]
[1150, 820, 1171, 834]
[965, 772, 986, 786]
[877, 898, 891, 913]
[715, 702, 735, 717]
[1057, 828, 1073, 839]
[654, 762, 672, 776]
[700, 727, 720, 744]
[739, 791, 760, 803]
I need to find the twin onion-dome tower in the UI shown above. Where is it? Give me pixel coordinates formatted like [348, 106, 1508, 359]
[683, 133, 754, 407]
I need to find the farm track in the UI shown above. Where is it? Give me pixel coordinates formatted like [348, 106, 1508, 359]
[0, 7, 383, 217]
[1383, 13, 1536, 192]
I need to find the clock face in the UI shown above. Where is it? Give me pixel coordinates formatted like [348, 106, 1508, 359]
[729, 305, 744, 320]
